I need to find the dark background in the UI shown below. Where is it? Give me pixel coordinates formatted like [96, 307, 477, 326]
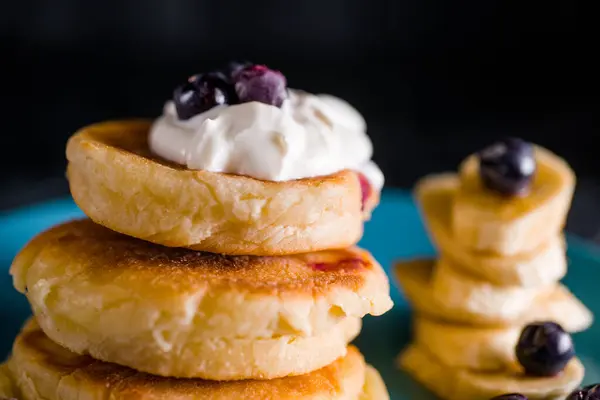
[1, 1, 599, 236]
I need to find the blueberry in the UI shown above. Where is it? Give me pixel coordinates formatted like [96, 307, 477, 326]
[233, 64, 288, 107]
[515, 321, 575, 376]
[173, 72, 237, 120]
[567, 384, 600, 400]
[477, 137, 536, 196]
[490, 394, 528, 400]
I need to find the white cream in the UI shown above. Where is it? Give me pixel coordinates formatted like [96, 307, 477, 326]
[149, 89, 384, 191]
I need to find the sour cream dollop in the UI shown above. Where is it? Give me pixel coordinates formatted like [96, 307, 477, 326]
[149, 90, 384, 191]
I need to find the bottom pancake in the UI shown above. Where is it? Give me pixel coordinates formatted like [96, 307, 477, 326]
[399, 344, 584, 400]
[7, 321, 387, 400]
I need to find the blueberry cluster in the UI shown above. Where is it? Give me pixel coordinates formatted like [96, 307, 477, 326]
[477, 137, 536, 196]
[173, 61, 288, 120]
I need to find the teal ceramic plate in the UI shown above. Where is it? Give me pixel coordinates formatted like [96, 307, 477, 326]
[1, 190, 599, 399]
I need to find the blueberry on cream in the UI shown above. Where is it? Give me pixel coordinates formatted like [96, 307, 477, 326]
[150, 62, 384, 196]
[173, 72, 236, 120]
[477, 137, 536, 196]
[233, 64, 288, 107]
[515, 321, 575, 377]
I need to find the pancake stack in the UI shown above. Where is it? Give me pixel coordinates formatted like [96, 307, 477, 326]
[395, 143, 593, 399]
[1, 120, 393, 399]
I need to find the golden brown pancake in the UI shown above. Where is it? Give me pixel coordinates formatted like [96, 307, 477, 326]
[8, 320, 380, 400]
[11, 219, 392, 379]
[66, 120, 378, 256]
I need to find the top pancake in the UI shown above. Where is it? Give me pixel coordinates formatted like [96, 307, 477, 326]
[12, 219, 392, 338]
[8, 320, 368, 400]
[66, 120, 370, 255]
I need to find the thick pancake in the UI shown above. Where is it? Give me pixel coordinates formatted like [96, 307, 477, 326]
[66, 120, 375, 256]
[8, 320, 372, 400]
[453, 146, 575, 256]
[399, 343, 583, 400]
[11, 219, 392, 379]
[413, 316, 520, 371]
[394, 259, 592, 330]
[415, 173, 567, 286]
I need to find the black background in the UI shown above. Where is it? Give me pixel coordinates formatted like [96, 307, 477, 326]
[1, 1, 598, 234]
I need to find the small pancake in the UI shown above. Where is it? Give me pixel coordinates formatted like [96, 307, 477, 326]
[11, 219, 392, 379]
[66, 120, 374, 256]
[453, 146, 575, 256]
[399, 343, 583, 400]
[8, 321, 376, 400]
[394, 259, 592, 331]
[413, 316, 520, 371]
[415, 173, 567, 287]
[0, 363, 16, 398]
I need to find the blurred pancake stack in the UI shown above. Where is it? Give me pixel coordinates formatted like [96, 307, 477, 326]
[1, 63, 393, 399]
[395, 139, 593, 399]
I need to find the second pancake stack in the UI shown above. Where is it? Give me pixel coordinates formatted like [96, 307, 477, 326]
[395, 143, 593, 399]
[3, 119, 393, 399]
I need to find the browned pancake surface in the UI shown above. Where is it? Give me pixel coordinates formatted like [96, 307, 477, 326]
[17, 324, 364, 399]
[16, 219, 378, 296]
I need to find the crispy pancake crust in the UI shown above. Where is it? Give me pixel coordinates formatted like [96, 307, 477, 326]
[394, 259, 592, 330]
[66, 120, 376, 255]
[399, 343, 583, 400]
[2, 357, 388, 400]
[9, 320, 374, 400]
[11, 219, 392, 379]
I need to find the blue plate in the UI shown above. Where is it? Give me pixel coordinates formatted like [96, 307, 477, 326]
[1, 190, 599, 399]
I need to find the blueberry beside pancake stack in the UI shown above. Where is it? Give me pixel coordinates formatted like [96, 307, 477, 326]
[2, 62, 393, 399]
[395, 138, 595, 399]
